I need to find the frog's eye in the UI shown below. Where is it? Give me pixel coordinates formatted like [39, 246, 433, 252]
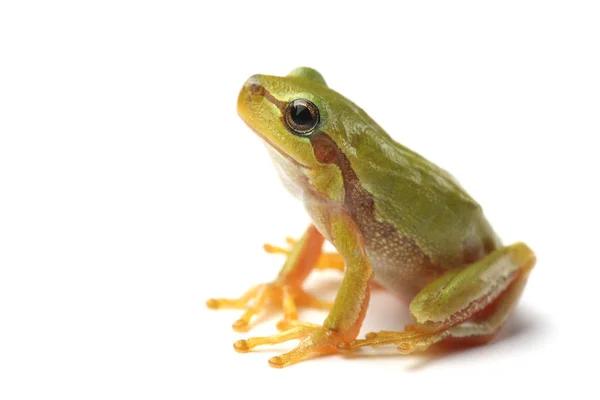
[284, 99, 320, 136]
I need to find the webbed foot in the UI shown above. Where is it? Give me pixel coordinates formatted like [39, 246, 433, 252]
[206, 283, 332, 332]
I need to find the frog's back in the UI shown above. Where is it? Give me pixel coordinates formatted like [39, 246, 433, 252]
[327, 120, 501, 297]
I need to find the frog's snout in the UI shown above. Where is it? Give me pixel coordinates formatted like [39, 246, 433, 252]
[241, 74, 265, 100]
[238, 75, 267, 118]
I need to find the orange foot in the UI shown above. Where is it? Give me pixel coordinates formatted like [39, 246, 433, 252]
[206, 282, 332, 332]
[339, 325, 449, 354]
[207, 237, 335, 332]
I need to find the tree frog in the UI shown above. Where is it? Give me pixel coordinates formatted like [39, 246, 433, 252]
[207, 67, 536, 368]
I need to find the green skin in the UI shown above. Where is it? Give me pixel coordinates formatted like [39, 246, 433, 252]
[211, 67, 536, 368]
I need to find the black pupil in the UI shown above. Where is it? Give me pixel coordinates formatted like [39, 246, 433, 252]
[292, 104, 314, 126]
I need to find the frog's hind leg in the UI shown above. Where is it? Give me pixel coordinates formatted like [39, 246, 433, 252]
[342, 242, 536, 353]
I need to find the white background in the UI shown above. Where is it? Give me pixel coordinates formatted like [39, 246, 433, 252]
[1, 1, 599, 399]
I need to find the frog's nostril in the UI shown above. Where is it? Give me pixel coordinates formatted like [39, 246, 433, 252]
[245, 75, 264, 96]
[249, 82, 260, 94]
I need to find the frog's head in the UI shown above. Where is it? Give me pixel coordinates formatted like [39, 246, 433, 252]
[238, 67, 370, 200]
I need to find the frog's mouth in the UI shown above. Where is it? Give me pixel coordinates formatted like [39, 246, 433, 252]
[241, 120, 312, 171]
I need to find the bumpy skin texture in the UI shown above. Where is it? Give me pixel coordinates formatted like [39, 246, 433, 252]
[207, 67, 536, 367]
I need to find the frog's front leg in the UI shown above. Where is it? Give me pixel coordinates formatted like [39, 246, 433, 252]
[344, 242, 536, 353]
[206, 224, 332, 332]
[264, 237, 345, 272]
[234, 213, 373, 368]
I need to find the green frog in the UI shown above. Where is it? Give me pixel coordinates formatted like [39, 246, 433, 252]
[207, 67, 536, 368]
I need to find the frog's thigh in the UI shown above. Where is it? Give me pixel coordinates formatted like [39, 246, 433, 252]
[410, 242, 535, 331]
[347, 242, 535, 352]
